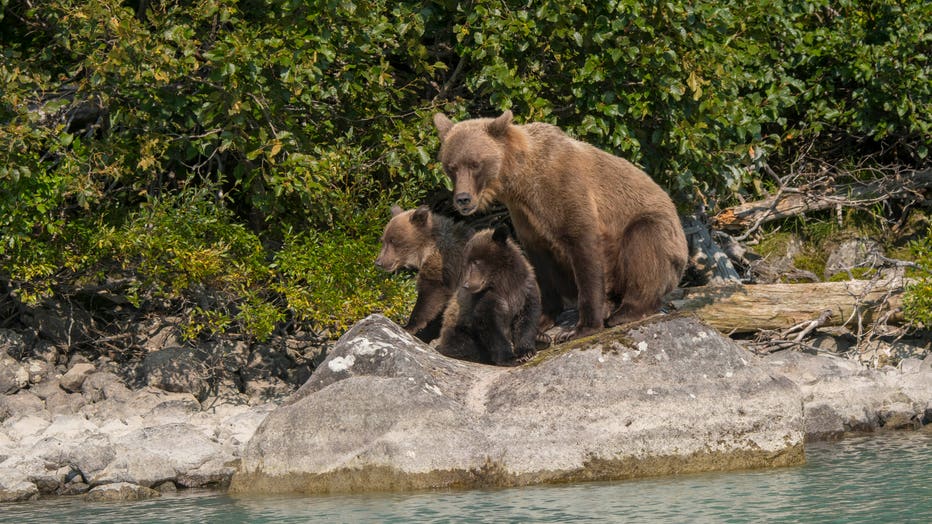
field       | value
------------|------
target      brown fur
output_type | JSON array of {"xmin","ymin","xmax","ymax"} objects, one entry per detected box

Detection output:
[
  {"xmin": 433, "ymin": 111, "xmax": 688, "ymax": 341},
  {"xmin": 438, "ymin": 226, "xmax": 542, "ymax": 365},
  {"xmin": 375, "ymin": 205, "xmax": 474, "ymax": 342}
]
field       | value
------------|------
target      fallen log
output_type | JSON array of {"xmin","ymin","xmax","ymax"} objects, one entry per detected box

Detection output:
[
  {"xmin": 711, "ymin": 169, "xmax": 932, "ymax": 233},
  {"xmin": 668, "ymin": 276, "xmax": 908, "ymax": 333}
]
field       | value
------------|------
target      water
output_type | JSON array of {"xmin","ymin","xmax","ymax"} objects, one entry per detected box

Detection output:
[{"xmin": 4, "ymin": 430, "xmax": 930, "ymax": 523}]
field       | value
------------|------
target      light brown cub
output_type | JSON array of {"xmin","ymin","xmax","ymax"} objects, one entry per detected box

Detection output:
[{"xmin": 375, "ymin": 205, "xmax": 474, "ymax": 342}]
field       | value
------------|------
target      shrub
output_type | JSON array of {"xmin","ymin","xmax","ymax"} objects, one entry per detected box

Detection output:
[
  {"xmin": 1, "ymin": 0, "xmax": 929, "ymax": 340},
  {"xmin": 903, "ymin": 227, "xmax": 932, "ymax": 327}
]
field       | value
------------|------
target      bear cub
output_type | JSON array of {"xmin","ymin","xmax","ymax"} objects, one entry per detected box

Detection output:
[
  {"xmin": 375, "ymin": 205, "xmax": 475, "ymax": 342},
  {"xmin": 438, "ymin": 225, "xmax": 541, "ymax": 366}
]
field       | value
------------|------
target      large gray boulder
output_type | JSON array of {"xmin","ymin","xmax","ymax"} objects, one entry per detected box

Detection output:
[{"xmin": 231, "ymin": 314, "xmax": 805, "ymax": 494}]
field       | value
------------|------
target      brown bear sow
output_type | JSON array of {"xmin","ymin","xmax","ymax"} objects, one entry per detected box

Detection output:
[
  {"xmin": 433, "ymin": 110, "xmax": 688, "ymax": 341},
  {"xmin": 438, "ymin": 226, "xmax": 541, "ymax": 365},
  {"xmin": 375, "ymin": 205, "xmax": 475, "ymax": 342}
]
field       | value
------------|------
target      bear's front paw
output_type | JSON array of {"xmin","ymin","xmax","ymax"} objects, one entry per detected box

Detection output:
[{"xmin": 555, "ymin": 324, "xmax": 600, "ymax": 343}]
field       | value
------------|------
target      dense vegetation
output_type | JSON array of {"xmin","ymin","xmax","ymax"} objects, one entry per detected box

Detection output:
[{"xmin": 1, "ymin": 0, "xmax": 930, "ymax": 342}]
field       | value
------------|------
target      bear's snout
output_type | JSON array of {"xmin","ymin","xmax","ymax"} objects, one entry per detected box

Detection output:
[{"xmin": 454, "ymin": 192, "xmax": 477, "ymax": 214}]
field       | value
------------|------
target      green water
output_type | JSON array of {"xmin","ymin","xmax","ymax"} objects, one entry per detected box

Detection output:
[{"xmin": 4, "ymin": 430, "xmax": 930, "ymax": 523}]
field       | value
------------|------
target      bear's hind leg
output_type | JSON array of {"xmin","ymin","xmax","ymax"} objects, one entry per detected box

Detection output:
[{"xmin": 605, "ymin": 218, "xmax": 678, "ymax": 327}]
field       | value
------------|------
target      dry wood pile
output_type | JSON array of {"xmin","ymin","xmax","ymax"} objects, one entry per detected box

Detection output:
[{"xmin": 675, "ymin": 166, "xmax": 932, "ymax": 362}]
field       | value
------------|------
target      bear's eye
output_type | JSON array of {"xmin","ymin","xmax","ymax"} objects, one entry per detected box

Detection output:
[{"xmin": 467, "ymin": 160, "xmax": 480, "ymax": 170}]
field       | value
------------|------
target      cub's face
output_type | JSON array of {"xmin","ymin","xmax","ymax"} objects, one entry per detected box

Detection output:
[
  {"xmin": 460, "ymin": 227, "xmax": 509, "ymax": 293},
  {"xmin": 434, "ymin": 111, "xmax": 513, "ymax": 216},
  {"xmin": 461, "ymin": 251, "xmax": 492, "ymax": 293},
  {"xmin": 375, "ymin": 206, "xmax": 432, "ymax": 272}
]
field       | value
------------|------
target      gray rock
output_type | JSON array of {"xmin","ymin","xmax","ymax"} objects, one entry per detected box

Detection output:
[
  {"xmin": 58, "ymin": 481, "xmax": 90, "ymax": 496},
  {"xmin": 91, "ymin": 423, "xmax": 231, "ymax": 487},
  {"xmin": 30, "ymin": 379, "xmax": 63, "ymax": 401},
  {"xmin": 31, "ymin": 341, "xmax": 62, "ymax": 366},
  {"xmin": 45, "ymin": 389, "xmax": 87, "ymax": 416},
  {"xmin": 84, "ymin": 481, "xmax": 160, "ymax": 502},
  {"xmin": 0, "ymin": 470, "xmax": 38, "ymax": 502},
  {"xmin": 763, "ymin": 351, "xmax": 932, "ymax": 440},
  {"xmin": 231, "ymin": 314, "xmax": 805, "ymax": 495},
  {"xmin": 69, "ymin": 433, "xmax": 116, "ymax": 482},
  {"xmin": 60, "ymin": 362, "xmax": 96, "ymax": 393},
  {"xmin": 143, "ymin": 346, "xmax": 210, "ymax": 401},
  {"xmin": 81, "ymin": 371, "xmax": 132, "ymax": 404},
  {"xmin": 824, "ymin": 238, "xmax": 884, "ymax": 279},
  {"xmin": 23, "ymin": 359, "xmax": 55, "ymax": 385},
  {"xmin": 244, "ymin": 377, "xmax": 294, "ymax": 402},
  {"xmin": 0, "ymin": 390, "xmax": 46, "ymax": 423},
  {"xmin": 0, "ymin": 354, "xmax": 29, "ymax": 394},
  {"xmin": 153, "ymin": 480, "xmax": 177, "ymax": 493},
  {"xmin": 2, "ymin": 414, "xmax": 51, "ymax": 447}
]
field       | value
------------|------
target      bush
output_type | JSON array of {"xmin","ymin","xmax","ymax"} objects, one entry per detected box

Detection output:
[
  {"xmin": 1, "ymin": 0, "xmax": 929, "ymax": 340},
  {"xmin": 903, "ymin": 227, "xmax": 932, "ymax": 328}
]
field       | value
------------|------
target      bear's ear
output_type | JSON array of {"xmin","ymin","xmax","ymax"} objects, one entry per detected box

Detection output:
[
  {"xmin": 390, "ymin": 205, "xmax": 403, "ymax": 217},
  {"xmin": 411, "ymin": 205, "xmax": 431, "ymax": 227},
  {"xmin": 492, "ymin": 224, "xmax": 510, "ymax": 244},
  {"xmin": 433, "ymin": 113, "xmax": 454, "ymax": 142},
  {"xmin": 487, "ymin": 110, "xmax": 513, "ymax": 138}
]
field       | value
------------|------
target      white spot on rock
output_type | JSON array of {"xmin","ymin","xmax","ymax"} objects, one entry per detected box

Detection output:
[
  {"xmin": 725, "ymin": 371, "xmax": 734, "ymax": 378},
  {"xmin": 647, "ymin": 388, "xmax": 656, "ymax": 395},
  {"xmin": 354, "ymin": 338, "xmax": 389, "ymax": 356},
  {"xmin": 328, "ymin": 355, "xmax": 356, "ymax": 372},
  {"xmin": 636, "ymin": 341, "xmax": 648, "ymax": 352},
  {"xmin": 425, "ymin": 384, "xmax": 442, "ymax": 396}
]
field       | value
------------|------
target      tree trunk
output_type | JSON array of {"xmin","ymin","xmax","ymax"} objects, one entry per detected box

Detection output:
[{"xmin": 669, "ymin": 277, "xmax": 907, "ymax": 333}]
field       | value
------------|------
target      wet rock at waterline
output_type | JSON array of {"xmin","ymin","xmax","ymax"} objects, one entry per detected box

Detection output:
[
  {"xmin": 83, "ymin": 482, "xmax": 161, "ymax": 502},
  {"xmin": 231, "ymin": 314, "xmax": 806, "ymax": 495},
  {"xmin": 763, "ymin": 352, "xmax": 932, "ymax": 440}
]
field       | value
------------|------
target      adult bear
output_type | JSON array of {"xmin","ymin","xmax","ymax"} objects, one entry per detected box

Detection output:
[{"xmin": 433, "ymin": 110, "xmax": 688, "ymax": 341}]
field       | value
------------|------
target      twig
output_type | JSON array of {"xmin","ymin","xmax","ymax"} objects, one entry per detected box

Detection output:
[{"xmin": 782, "ymin": 309, "xmax": 834, "ymax": 343}]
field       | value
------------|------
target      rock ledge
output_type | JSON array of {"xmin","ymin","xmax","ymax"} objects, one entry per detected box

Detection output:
[{"xmin": 231, "ymin": 314, "xmax": 805, "ymax": 494}]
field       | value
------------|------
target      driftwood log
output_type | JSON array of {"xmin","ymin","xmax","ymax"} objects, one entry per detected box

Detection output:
[
  {"xmin": 711, "ymin": 169, "xmax": 932, "ymax": 233},
  {"xmin": 669, "ymin": 276, "xmax": 908, "ymax": 333}
]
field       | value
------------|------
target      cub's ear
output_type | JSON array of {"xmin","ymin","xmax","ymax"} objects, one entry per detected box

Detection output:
[
  {"xmin": 433, "ymin": 113, "xmax": 454, "ymax": 142},
  {"xmin": 411, "ymin": 205, "xmax": 431, "ymax": 227},
  {"xmin": 492, "ymin": 224, "xmax": 510, "ymax": 244},
  {"xmin": 488, "ymin": 110, "xmax": 513, "ymax": 138},
  {"xmin": 390, "ymin": 205, "xmax": 403, "ymax": 217}
]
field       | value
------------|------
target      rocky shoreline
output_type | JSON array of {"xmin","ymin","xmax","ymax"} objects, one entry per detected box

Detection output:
[{"xmin": 2, "ymin": 314, "xmax": 930, "ymax": 502}]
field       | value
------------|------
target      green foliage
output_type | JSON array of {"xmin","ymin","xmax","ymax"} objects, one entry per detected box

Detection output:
[
  {"xmin": 1, "ymin": 0, "xmax": 930, "ymax": 340},
  {"xmin": 272, "ymin": 211, "xmax": 417, "ymax": 333},
  {"xmin": 443, "ymin": 0, "xmax": 930, "ymax": 197},
  {"xmin": 903, "ymin": 228, "xmax": 932, "ymax": 327}
]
